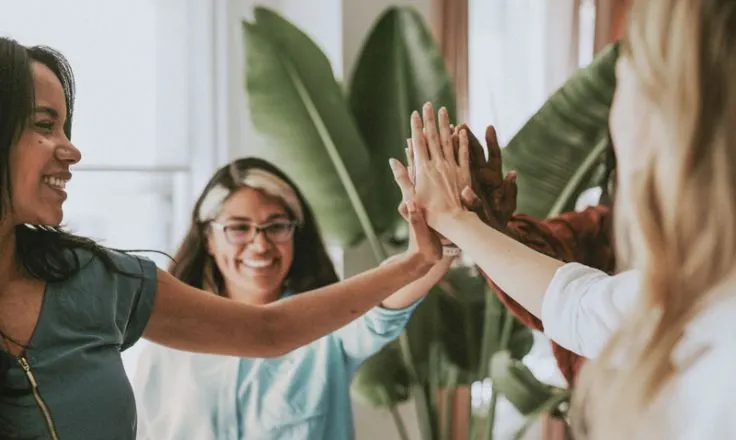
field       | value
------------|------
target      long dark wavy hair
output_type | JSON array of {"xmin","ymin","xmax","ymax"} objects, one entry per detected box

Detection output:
[
  {"xmin": 0, "ymin": 37, "xmax": 134, "ymax": 439},
  {"xmin": 170, "ymin": 157, "xmax": 339, "ymax": 296}
]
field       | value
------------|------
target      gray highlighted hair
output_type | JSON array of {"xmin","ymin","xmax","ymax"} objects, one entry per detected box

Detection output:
[{"xmin": 197, "ymin": 168, "xmax": 304, "ymax": 224}]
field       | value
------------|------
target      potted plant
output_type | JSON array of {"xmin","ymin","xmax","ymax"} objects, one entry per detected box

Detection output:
[{"xmin": 242, "ymin": 6, "xmax": 618, "ymax": 439}]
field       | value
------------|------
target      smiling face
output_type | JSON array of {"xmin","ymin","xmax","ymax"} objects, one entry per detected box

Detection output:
[
  {"xmin": 206, "ymin": 187, "xmax": 296, "ymax": 303},
  {"xmin": 9, "ymin": 62, "xmax": 80, "ymax": 226}
]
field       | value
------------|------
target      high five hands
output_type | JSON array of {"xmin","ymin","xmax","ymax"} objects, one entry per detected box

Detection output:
[
  {"xmin": 390, "ymin": 102, "xmax": 519, "ymax": 242},
  {"xmin": 390, "ymin": 103, "xmax": 474, "ymax": 239}
]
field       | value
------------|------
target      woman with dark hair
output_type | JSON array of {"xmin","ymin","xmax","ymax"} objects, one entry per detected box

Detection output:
[
  {"xmin": 134, "ymin": 158, "xmax": 454, "ymax": 439},
  {"xmin": 0, "ymin": 37, "xmax": 443, "ymax": 440}
]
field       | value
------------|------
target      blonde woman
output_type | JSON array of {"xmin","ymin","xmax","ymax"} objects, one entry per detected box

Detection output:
[{"xmin": 394, "ymin": 0, "xmax": 736, "ymax": 435}]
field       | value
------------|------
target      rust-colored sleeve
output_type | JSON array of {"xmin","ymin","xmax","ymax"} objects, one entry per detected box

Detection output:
[{"xmin": 481, "ymin": 205, "xmax": 615, "ymax": 384}]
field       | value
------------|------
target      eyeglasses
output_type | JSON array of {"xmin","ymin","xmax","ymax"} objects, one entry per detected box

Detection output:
[{"xmin": 210, "ymin": 220, "xmax": 297, "ymax": 245}]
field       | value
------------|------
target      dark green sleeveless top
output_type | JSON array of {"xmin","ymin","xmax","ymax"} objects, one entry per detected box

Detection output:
[{"xmin": 0, "ymin": 248, "xmax": 158, "ymax": 439}]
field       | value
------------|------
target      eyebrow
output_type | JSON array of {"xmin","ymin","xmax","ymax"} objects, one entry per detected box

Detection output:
[
  {"xmin": 33, "ymin": 106, "xmax": 59, "ymax": 119},
  {"xmin": 224, "ymin": 213, "xmax": 290, "ymax": 223}
]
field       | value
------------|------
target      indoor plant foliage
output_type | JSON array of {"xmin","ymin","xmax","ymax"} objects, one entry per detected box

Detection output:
[
  {"xmin": 242, "ymin": 7, "xmax": 533, "ymax": 439},
  {"xmin": 243, "ymin": 5, "xmax": 618, "ymax": 440}
]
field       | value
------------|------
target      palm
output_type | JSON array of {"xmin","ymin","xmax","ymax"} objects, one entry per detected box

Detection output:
[{"xmin": 456, "ymin": 123, "xmax": 517, "ymax": 230}]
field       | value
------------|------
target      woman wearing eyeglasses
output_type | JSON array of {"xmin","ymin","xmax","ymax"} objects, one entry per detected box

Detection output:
[{"xmin": 133, "ymin": 157, "xmax": 455, "ymax": 440}]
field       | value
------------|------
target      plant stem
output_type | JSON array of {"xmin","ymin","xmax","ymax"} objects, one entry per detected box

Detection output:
[
  {"xmin": 483, "ymin": 312, "xmax": 516, "ymax": 440},
  {"xmin": 441, "ymin": 369, "xmax": 459, "ymax": 440},
  {"xmin": 547, "ymin": 137, "xmax": 608, "ymax": 217},
  {"xmin": 414, "ymin": 383, "xmax": 437, "ymax": 440},
  {"xmin": 378, "ymin": 386, "xmax": 410, "ymax": 440},
  {"xmin": 389, "ymin": 405, "xmax": 411, "ymax": 440},
  {"xmin": 485, "ymin": 391, "xmax": 498, "ymax": 440}
]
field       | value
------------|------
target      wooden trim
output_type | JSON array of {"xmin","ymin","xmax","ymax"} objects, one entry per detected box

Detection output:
[
  {"xmin": 432, "ymin": 0, "xmax": 469, "ymax": 123},
  {"xmin": 594, "ymin": 0, "xmax": 631, "ymax": 52}
]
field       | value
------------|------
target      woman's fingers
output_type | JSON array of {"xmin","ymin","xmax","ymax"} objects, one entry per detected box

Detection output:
[
  {"xmin": 461, "ymin": 186, "xmax": 482, "ymax": 211},
  {"xmin": 406, "ymin": 139, "xmax": 416, "ymax": 185},
  {"xmin": 397, "ymin": 201, "xmax": 409, "ymax": 221},
  {"xmin": 406, "ymin": 201, "xmax": 441, "ymax": 263},
  {"xmin": 485, "ymin": 125, "xmax": 503, "ymax": 174},
  {"xmin": 458, "ymin": 129, "xmax": 471, "ymax": 185},
  {"xmin": 422, "ymin": 102, "xmax": 443, "ymax": 160},
  {"xmin": 411, "ymin": 111, "xmax": 430, "ymax": 164},
  {"xmin": 438, "ymin": 107, "xmax": 454, "ymax": 163},
  {"xmin": 389, "ymin": 158, "xmax": 413, "ymax": 203}
]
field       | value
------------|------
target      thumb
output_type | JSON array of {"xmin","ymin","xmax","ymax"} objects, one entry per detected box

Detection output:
[
  {"xmin": 504, "ymin": 171, "xmax": 518, "ymax": 208},
  {"xmin": 406, "ymin": 200, "xmax": 429, "ymax": 231},
  {"xmin": 397, "ymin": 201, "xmax": 409, "ymax": 221},
  {"xmin": 390, "ymin": 158, "xmax": 413, "ymax": 202},
  {"xmin": 461, "ymin": 186, "xmax": 482, "ymax": 211}
]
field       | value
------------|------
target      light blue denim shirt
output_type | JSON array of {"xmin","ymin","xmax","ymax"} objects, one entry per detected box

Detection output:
[{"xmin": 134, "ymin": 292, "xmax": 419, "ymax": 440}]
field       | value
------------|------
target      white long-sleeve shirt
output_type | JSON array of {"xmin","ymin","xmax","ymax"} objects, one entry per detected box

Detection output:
[
  {"xmin": 541, "ymin": 263, "xmax": 640, "ymax": 358},
  {"xmin": 539, "ymin": 263, "xmax": 736, "ymax": 438}
]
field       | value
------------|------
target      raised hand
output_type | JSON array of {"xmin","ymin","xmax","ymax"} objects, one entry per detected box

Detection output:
[
  {"xmin": 454, "ymin": 124, "xmax": 517, "ymax": 231},
  {"xmin": 389, "ymin": 157, "xmax": 442, "ymax": 264},
  {"xmin": 407, "ymin": 102, "xmax": 470, "ymax": 229},
  {"xmin": 405, "ymin": 138, "xmax": 454, "ymax": 246}
]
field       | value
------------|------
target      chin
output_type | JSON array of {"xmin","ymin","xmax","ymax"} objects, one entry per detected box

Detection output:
[
  {"xmin": 13, "ymin": 211, "xmax": 63, "ymax": 227},
  {"xmin": 251, "ymin": 282, "xmax": 283, "ymax": 297},
  {"xmin": 37, "ymin": 211, "xmax": 64, "ymax": 227}
]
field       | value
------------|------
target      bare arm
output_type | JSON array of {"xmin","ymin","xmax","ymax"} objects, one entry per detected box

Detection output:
[
  {"xmin": 406, "ymin": 103, "xmax": 563, "ymax": 319},
  {"xmin": 381, "ymin": 255, "xmax": 454, "ymax": 309},
  {"xmin": 143, "ymin": 252, "xmax": 432, "ymax": 358}
]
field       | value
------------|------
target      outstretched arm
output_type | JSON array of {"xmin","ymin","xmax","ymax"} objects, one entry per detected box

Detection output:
[
  {"xmin": 455, "ymin": 119, "xmax": 616, "ymax": 321},
  {"xmin": 452, "ymin": 120, "xmax": 617, "ymax": 382},
  {"xmin": 337, "ymin": 161, "xmax": 457, "ymax": 367},
  {"xmin": 143, "ymin": 206, "xmax": 441, "ymax": 358},
  {"xmin": 436, "ymin": 211, "xmax": 563, "ymax": 318}
]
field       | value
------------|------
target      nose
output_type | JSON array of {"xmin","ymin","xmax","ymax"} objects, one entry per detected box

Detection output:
[
  {"xmin": 247, "ymin": 229, "xmax": 271, "ymax": 253},
  {"xmin": 55, "ymin": 138, "xmax": 82, "ymax": 165}
]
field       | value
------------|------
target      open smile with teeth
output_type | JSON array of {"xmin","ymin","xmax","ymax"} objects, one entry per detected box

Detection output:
[
  {"xmin": 43, "ymin": 176, "xmax": 68, "ymax": 190},
  {"xmin": 241, "ymin": 259, "xmax": 275, "ymax": 269}
]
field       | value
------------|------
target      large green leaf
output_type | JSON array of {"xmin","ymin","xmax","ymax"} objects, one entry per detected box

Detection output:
[
  {"xmin": 503, "ymin": 43, "xmax": 619, "ymax": 219},
  {"xmin": 351, "ymin": 342, "xmax": 411, "ymax": 406},
  {"xmin": 348, "ymin": 6, "xmax": 456, "ymax": 234},
  {"xmin": 242, "ymin": 7, "xmax": 392, "ymax": 248}
]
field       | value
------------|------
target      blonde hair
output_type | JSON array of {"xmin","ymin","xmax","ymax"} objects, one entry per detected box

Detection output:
[
  {"xmin": 197, "ymin": 168, "xmax": 305, "ymax": 225},
  {"xmin": 572, "ymin": 1, "xmax": 736, "ymax": 438}
]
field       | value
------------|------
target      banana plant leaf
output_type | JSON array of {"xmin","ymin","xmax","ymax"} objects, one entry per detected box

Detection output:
[
  {"xmin": 503, "ymin": 43, "xmax": 619, "ymax": 219},
  {"xmin": 490, "ymin": 350, "xmax": 570, "ymax": 419},
  {"xmin": 351, "ymin": 342, "xmax": 411, "ymax": 406},
  {"xmin": 348, "ymin": 6, "xmax": 457, "ymax": 236},
  {"xmin": 242, "ymin": 7, "xmax": 392, "ymax": 249}
]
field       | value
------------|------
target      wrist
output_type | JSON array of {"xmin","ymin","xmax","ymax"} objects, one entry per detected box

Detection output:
[
  {"xmin": 442, "ymin": 244, "xmax": 461, "ymax": 257},
  {"xmin": 399, "ymin": 250, "xmax": 435, "ymax": 278},
  {"xmin": 433, "ymin": 210, "xmax": 477, "ymax": 239}
]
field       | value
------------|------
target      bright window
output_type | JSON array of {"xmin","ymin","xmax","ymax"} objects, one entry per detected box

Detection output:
[
  {"xmin": 1, "ymin": 0, "xmax": 226, "ymax": 378},
  {"xmin": 468, "ymin": 0, "xmax": 598, "ymax": 146}
]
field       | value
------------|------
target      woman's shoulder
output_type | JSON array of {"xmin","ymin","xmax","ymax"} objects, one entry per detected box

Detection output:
[
  {"xmin": 670, "ymin": 329, "xmax": 736, "ymax": 438},
  {"xmin": 52, "ymin": 247, "xmax": 158, "ymax": 299},
  {"xmin": 65, "ymin": 247, "xmax": 155, "ymax": 279},
  {"xmin": 673, "ymin": 294, "xmax": 736, "ymax": 398}
]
